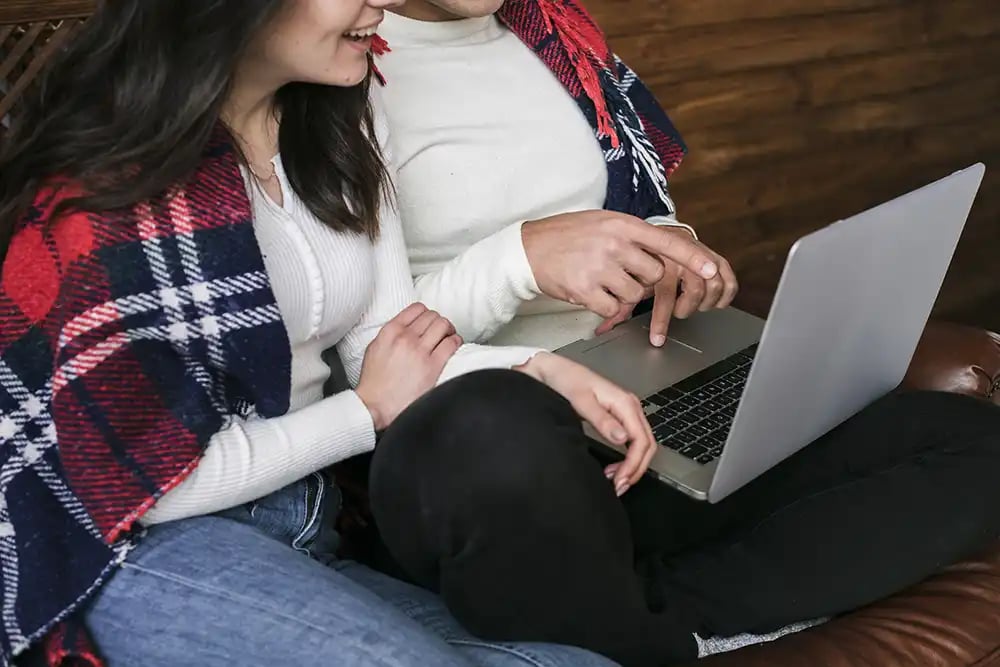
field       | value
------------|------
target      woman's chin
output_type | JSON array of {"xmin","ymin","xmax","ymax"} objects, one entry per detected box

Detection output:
[{"xmin": 326, "ymin": 57, "xmax": 370, "ymax": 88}]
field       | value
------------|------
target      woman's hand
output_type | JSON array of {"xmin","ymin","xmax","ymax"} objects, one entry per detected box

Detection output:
[
  {"xmin": 516, "ymin": 352, "xmax": 655, "ymax": 496},
  {"xmin": 356, "ymin": 303, "xmax": 462, "ymax": 431}
]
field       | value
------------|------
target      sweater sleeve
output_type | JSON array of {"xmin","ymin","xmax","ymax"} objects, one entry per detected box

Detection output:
[
  {"xmin": 141, "ymin": 389, "xmax": 376, "ymax": 525},
  {"xmin": 412, "ymin": 220, "xmax": 540, "ymax": 344},
  {"xmin": 334, "ymin": 187, "xmax": 541, "ymax": 389}
]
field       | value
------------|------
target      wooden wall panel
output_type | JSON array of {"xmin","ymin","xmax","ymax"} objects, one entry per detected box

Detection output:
[{"xmin": 588, "ymin": 0, "xmax": 1000, "ymax": 329}]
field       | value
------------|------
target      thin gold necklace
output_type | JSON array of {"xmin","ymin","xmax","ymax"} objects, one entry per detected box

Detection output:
[{"xmin": 246, "ymin": 159, "xmax": 277, "ymax": 182}]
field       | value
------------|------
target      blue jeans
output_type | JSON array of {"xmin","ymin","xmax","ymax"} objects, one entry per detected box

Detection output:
[{"xmin": 83, "ymin": 473, "xmax": 617, "ymax": 667}]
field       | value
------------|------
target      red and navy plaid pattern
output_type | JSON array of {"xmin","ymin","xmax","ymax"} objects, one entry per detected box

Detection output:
[
  {"xmin": 0, "ymin": 129, "xmax": 291, "ymax": 666},
  {"xmin": 496, "ymin": 0, "xmax": 687, "ymax": 219}
]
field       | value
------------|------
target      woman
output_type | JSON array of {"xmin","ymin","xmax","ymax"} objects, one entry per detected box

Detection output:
[{"xmin": 0, "ymin": 1, "xmax": 676, "ymax": 665}]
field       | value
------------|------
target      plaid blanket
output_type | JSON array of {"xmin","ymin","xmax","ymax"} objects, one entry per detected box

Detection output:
[
  {"xmin": 497, "ymin": 0, "xmax": 686, "ymax": 219},
  {"xmin": 1, "ymin": 130, "xmax": 291, "ymax": 666}
]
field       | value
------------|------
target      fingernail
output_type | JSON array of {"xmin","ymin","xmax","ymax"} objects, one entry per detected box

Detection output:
[
  {"xmin": 650, "ymin": 334, "xmax": 666, "ymax": 347},
  {"xmin": 700, "ymin": 261, "xmax": 718, "ymax": 278},
  {"xmin": 612, "ymin": 428, "xmax": 627, "ymax": 442},
  {"xmin": 615, "ymin": 480, "xmax": 630, "ymax": 496},
  {"xmin": 604, "ymin": 467, "xmax": 616, "ymax": 479}
]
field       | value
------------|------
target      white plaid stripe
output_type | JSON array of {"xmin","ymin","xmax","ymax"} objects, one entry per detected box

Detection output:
[
  {"xmin": 167, "ymin": 189, "xmax": 227, "ymax": 372},
  {"xmin": 53, "ymin": 304, "xmax": 282, "ymax": 395},
  {"xmin": 618, "ymin": 64, "xmax": 638, "ymax": 90},
  {"xmin": 124, "ymin": 304, "xmax": 283, "ymax": 345},
  {"xmin": 0, "ymin": 359, "xmax": 99, "ymax": 535},
  {"xmin": 587, "ymin": 55, "xmax": 676, "ymax": 216},
  {"xmin": 59, "ymin": 272, "xmax": 270, "ymax": 351},
  {"xmin": 136, "ymin": 201, "xmax": 224, "ymax": 411},
  {"xmin": 603, "ymin": 145, "xmax": 627, "ymax": 161}
]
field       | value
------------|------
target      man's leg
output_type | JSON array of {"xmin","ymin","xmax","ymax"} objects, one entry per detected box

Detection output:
[
  {"xmin": 636, "ymin": 390, "xmax": 1000, "ymax": 637},
  {"xmin": 371, "ymin": 370, "xmax": 701, "ymax": 667}
]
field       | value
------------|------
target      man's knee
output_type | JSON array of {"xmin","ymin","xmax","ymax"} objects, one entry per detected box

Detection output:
[
  {"xmin": 370, "ymin": 369, "xmax": 606, "ymax": 566},
  {"xmin": 873, "ymin": 390, "xmax": 1000, "ymax": 433},
  {"xmin": 410, "ymin": 368, "xmax": 576, "ymax": 432},
  {"xmin": 373, "ymin": 369, "xmax": 581, "ymax": 488}
]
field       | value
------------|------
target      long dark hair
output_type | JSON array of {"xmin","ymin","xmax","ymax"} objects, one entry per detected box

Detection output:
[{"xmin": 0, "ymin": 0, "xmax": 388, "ymax": 259}]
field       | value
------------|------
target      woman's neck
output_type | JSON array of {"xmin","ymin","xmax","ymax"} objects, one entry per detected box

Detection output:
[
  {"xmin": 223, "ymin": 77, "xmax": 280, "ymax": 149},
  {"xmin": 223, "ymin": 71, "xmax": 284, "ymax": 204}
]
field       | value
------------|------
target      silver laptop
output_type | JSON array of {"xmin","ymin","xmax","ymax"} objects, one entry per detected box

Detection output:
[{"xmin": 557, "ymin": 164, "xmax": 985, "ymax": 503}]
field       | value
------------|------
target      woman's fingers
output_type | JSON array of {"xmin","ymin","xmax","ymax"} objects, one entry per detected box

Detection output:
[
  {"xmin": 408, "ymin": 308, "xmax": 444, "ymax": 337},
  {"xmin": 574, "ymin": 392, "xmax": 630, "ymax": 463},
  {"xmin": 603, "ymin": 391, "xmax": 655, "ymax": 493},
  {"xmin": 420, "ymin": 314, "xmax": 456, "ymax": 353},
  {"xmin": 430, "ymin": 333, "xmax": 463, "ymax": 366}
]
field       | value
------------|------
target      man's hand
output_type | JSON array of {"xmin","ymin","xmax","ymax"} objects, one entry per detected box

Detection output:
[
  {"xmin": 597, "ymin": 246, "xmax": 738, "ymax": 344},
  {"xmin": 521, "ymin": 211, "xmax": 736, "ymax": 345}
]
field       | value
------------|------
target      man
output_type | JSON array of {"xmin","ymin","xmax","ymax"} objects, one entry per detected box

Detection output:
[{"xmin": 373, "ymin": 0, "xmax": 738, "ymax": 350}]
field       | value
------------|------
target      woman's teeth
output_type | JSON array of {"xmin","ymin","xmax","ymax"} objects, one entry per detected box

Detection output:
[{"xmin": 344, "ymin": 27, "xmax": 377, "ymax": 41}]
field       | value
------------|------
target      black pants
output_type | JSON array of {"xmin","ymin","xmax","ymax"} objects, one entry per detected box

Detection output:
[{"xmin": 370, "ymin": 370, "xmax": 1000, "ymax": 666}]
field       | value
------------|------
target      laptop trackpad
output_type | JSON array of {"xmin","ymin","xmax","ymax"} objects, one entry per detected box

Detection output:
[{"xmin": 570, "ymin": 326, "xmax": 708, "ymax": 399}]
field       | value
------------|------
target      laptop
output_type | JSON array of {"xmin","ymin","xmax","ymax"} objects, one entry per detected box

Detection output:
[{"xmin": 557, "ymin": 164, "xmax": 986, "ymax": 503}]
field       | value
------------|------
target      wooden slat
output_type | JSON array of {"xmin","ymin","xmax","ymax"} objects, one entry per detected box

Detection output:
[
  {"xmin": 803, "ymin": 36, "xmax": 1000, "ymax": 107},
  {"xmin": 0, "ymin": 1, "xmax": 93, "ymax": 25},
  {"xmin": 614, "ymin": 4, "xmax": 928, "ymax": 87},
  {"xmin": 612, "ymin": 0, "xmax": 1000, "ymax": 87},
  {"xmin": 676, "ymin": 116, "xmax": 1000, "ymax": 243},
  {"xmin": 675, "ymin": 74, "xmax": 1000, "ymax": 180},
  {"xmin": 0, "ymin": 20, "xmax": 80, "ymax": 120},
  {"xmin": 695, "ymin": 164, "xmax": 1000, "ymax": 324},
  {"xmin": 661, "ymin": 35, "xmax": 1000, "ymax": 133},
  {"xmin": 0, "ymin": 22, "xmax": 46, "ymax": 82},
  {"xmin": 588, "ymin": 0, "xmax": 902, "ymax": 38}
]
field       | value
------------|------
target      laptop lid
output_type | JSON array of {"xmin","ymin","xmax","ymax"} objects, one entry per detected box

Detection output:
[{"xmin": 707, "ymin": 164, "xmax": 986, "ymax": 503}]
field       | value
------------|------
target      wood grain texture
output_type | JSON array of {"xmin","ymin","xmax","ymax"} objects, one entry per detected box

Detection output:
[
  {"xmin": 589, "ymin": 0, "xmax": 1000, "ymax": 330},
  {"xmin": 0, "ymin": 0, "xmax": 93, "ymax": 24}
]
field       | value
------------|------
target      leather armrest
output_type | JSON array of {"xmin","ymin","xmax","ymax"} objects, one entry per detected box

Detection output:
[{"xmin": 902, "ymin": 321, "xmax": 1000, "ymax": 404}]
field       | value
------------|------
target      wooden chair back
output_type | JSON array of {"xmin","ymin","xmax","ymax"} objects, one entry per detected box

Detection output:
[{"xmin": 0, "ymin": 1, "xmax": 93, "ymax": 133}]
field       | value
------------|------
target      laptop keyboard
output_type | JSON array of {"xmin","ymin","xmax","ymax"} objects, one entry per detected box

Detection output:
[{"xmin": 641, "ymin": 344, "xmax": 758, "ymax": 465}]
